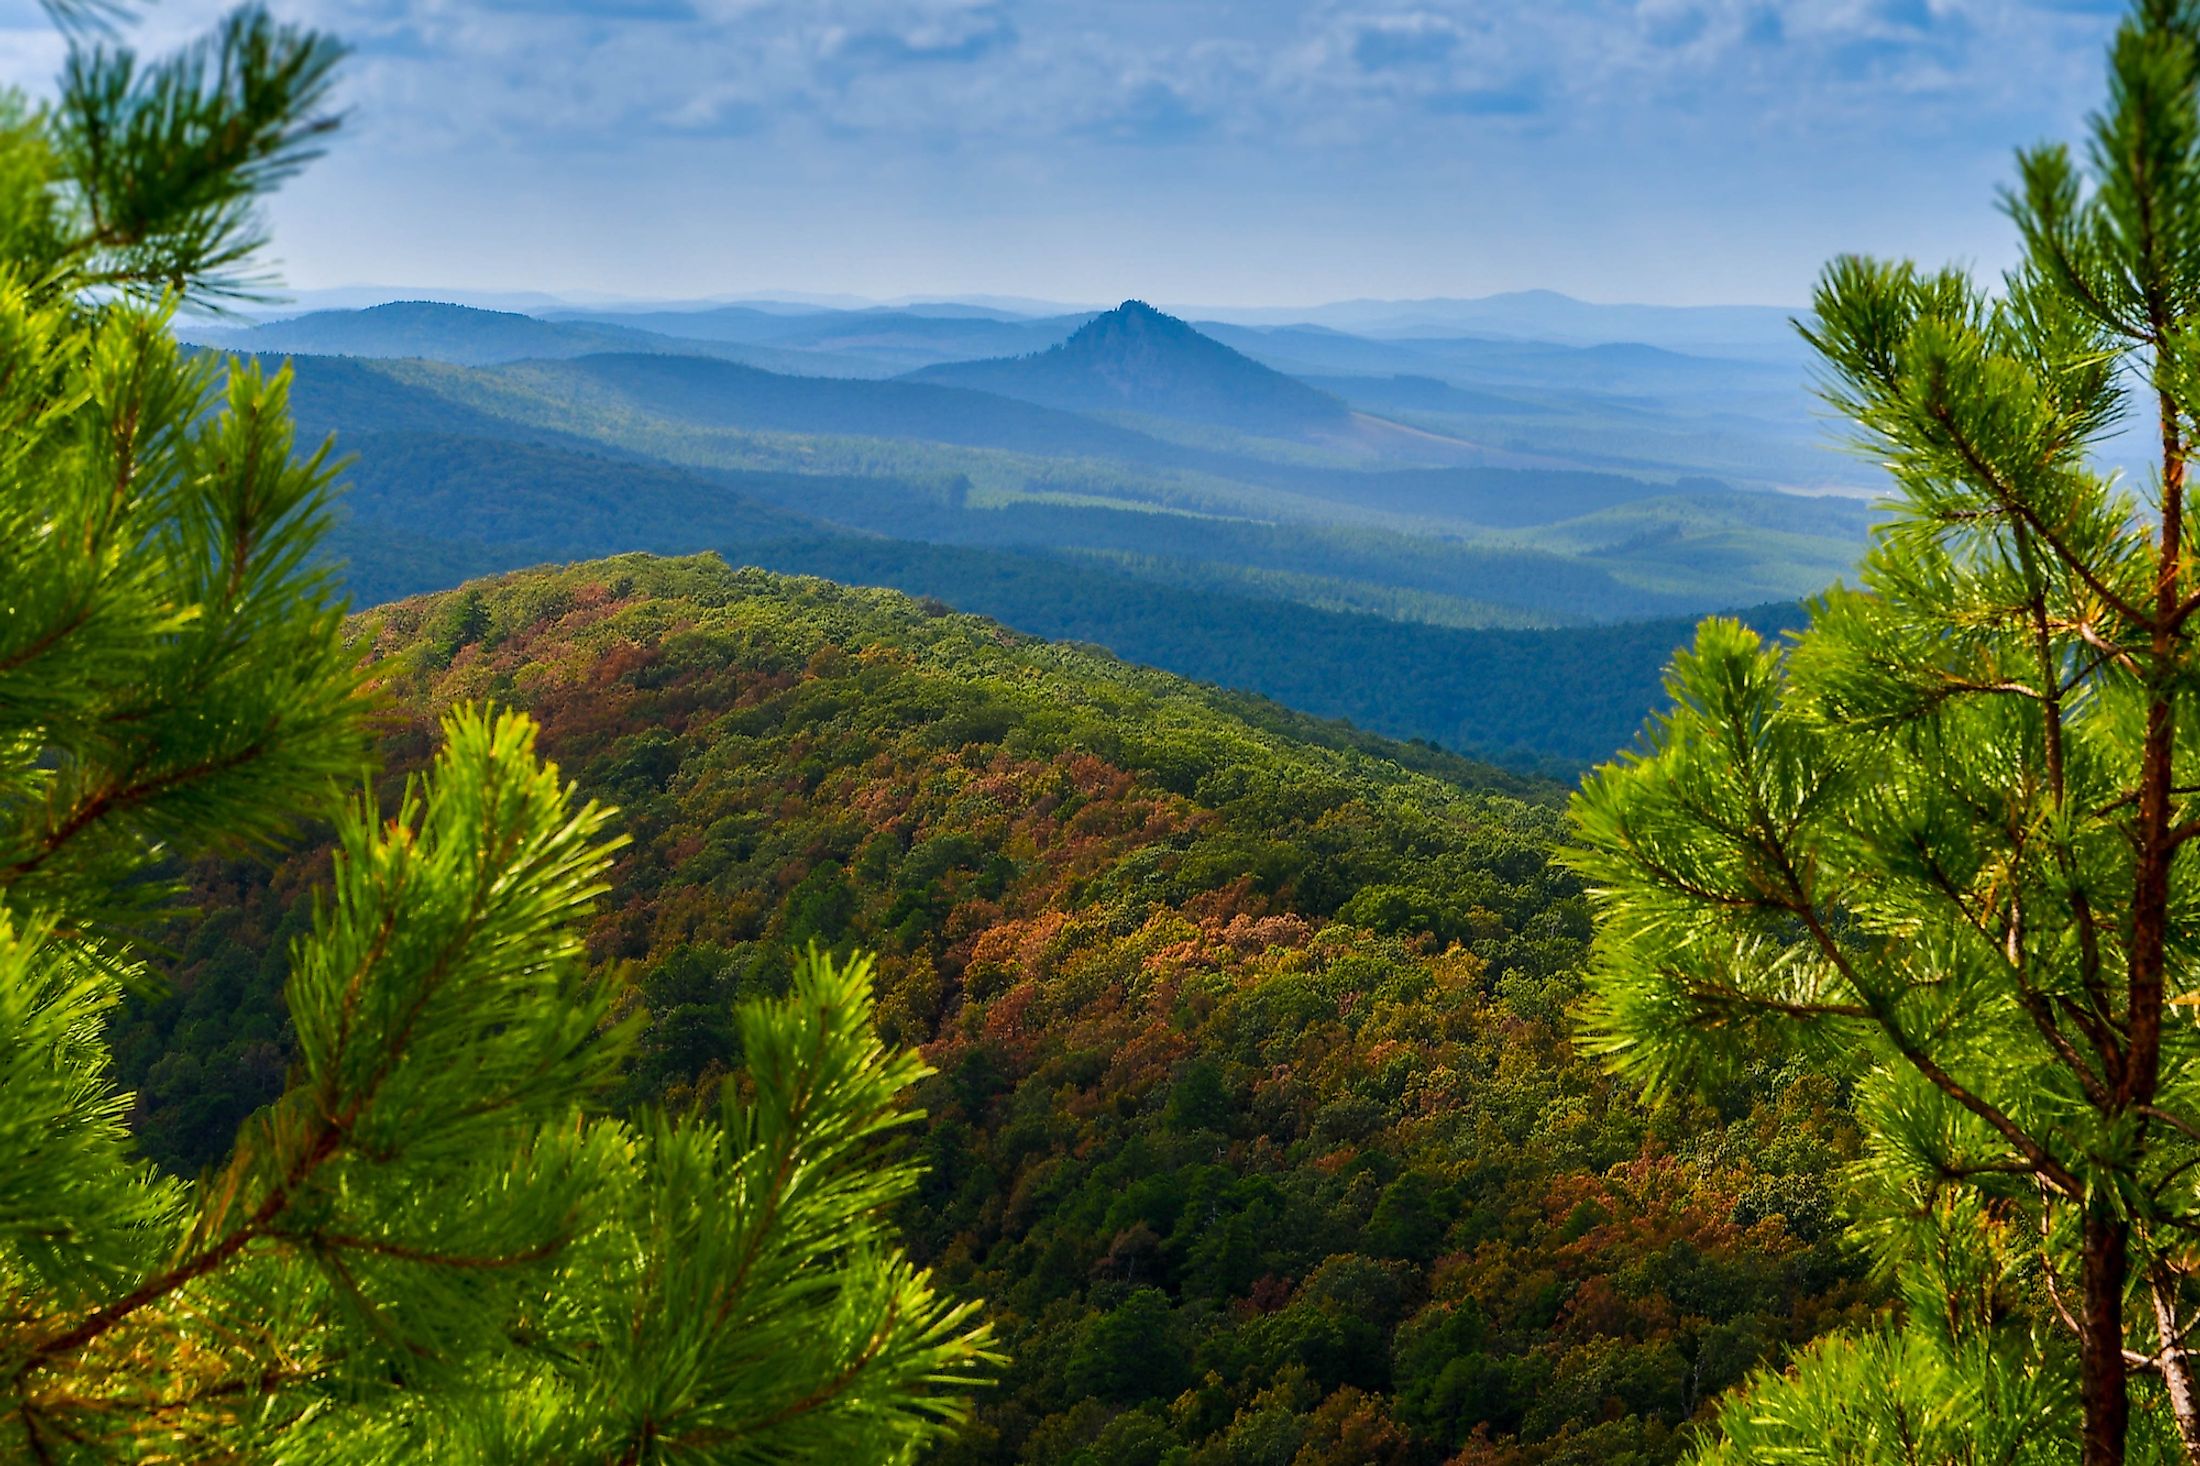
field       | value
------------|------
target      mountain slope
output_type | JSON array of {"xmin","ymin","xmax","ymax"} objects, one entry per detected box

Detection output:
[
  {"xmin": 478, "ymin": 351, "xmax": 1206, "ymax": 463},
  {"xmin": 269, "ymin": 348, "xmax": 1169, "ymax": 470},
  {"xmin": 120, "ymin": 553, "xmax": 1864, "ymax": 1466},
  {"xmin": 910, "ymin": 300, "xmax": 1353, "ymax": 435},
  {"xmin": 322, "ymin": 432, "xmax": 828, "ymax": 605},
  {"xmin": 745, "ymin": 536, "xmax": 1805, "ymax": 768}
]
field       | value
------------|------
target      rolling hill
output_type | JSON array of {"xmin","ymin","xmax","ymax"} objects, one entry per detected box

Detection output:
[
  {"xmin": 321, "ymin": 431, "xmax": 823, "ymax": 604},
  {"xmin": 311, "ymin": 443, "xmax": 1798, "ymax": 766},
  {"xmin": 172, "ymin": 284, "xmax": 1885, "ymax": 772},
  {"xmin": 284, "ymin": 380, "xmax": 1796, "ymax": 767},
  {"xmin": 475, "ymin": 351, "xmax": 1197, "ymax": 461},
  {"xmin": 262, "ymin": 345, "xmax": 1872, "ymax": 612}
]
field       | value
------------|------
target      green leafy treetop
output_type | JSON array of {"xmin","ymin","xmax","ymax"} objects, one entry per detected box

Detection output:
[
  {"xmin": 0, "ymin": 4, "xmax": 994, "ymax": 1460},
  {"xmin": 1565, "ymin": 2, "xmax": 2200, "ymax": 1461}
]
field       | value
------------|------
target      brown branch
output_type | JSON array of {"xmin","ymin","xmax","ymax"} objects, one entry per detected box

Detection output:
[
  {"xmin": 291, "ymin": 1230, "xmax": 564, "ymax": 1270},
  {"xmin": 0, "ymin": 740, "xmax": 271, "ymax": 887},
  {"xmin": 0, "ymin": 600, "xmax": 96, "ymax": 682},
  {"xmin": 2139, "ymin": 1105, "xmax": 2200, "ymax": 1146},
  {"xmin": 1674, "ymin": 985, "xmax": 1873, "ymax": 1021},
  {"xmin": 1765, "ymin": 845, "xmax": 2083, "ymax": 1197},
  {"xmin": 1924, "ymin": 400, "xmax": 2151, "ymax": 627},
  {"xmin": 2152, "ymin": 1261, "xmax": 2200, "ymax": 1461}
]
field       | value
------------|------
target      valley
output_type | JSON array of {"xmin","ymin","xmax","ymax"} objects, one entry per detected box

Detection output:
[{"xmin": 184, "ymin": 292, "xmax": 1873, "ymax": 771}]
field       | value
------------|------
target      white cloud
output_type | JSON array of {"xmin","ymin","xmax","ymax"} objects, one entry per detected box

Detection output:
[
  {"xmin": 0, "ymin": 0, "xmax": 2099, "ymax": 159},
  {"xmin": 0, "ymin": 0, "xmax": 2130, "ymax": 303}
]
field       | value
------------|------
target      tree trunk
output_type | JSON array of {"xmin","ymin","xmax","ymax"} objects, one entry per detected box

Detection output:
[
  {"xmin": 2153, "ymin": 1268, "xmax": 2200, "ymax": 1463},
  {"xmin": 2083, "ymin": 1207, "xmax": 2131, "ymax": 1466}
]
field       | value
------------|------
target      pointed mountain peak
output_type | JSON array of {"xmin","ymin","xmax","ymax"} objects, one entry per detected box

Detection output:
[
  {"xmin": 909, "ymin": 299, "xmax": 1347, "ymax": 435},
  {"xmin": 1064, "ymin": 299, "xmax": 1191, "ymax": 342}
]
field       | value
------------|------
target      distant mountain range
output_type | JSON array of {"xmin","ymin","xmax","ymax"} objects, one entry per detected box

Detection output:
[
  {"xmin": 175, "ymin": 288, "xmax": 1886, "ymax": 767},
  {"xmin": 1194, "ymin": 290, "xmax": 1807, "ymax": 361},
  {"xmin": 215, "ymin": 285, "xmax": 1808, "ymax": 357},
  {"xmin": 177, "ymin": 301, "xmax": 887, "ymax": 377},
  {"xmin": 187, "ymin": 293, "xmax": 1864, "ymax": 485},
  {"xmin": 908, "ymin": 300, "xmax": 1352, "ymax": 435}
]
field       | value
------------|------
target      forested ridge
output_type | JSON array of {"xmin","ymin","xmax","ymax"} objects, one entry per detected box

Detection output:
[{"xmin": 124, "ymin": 554, "xmax": 1869, "ymax": 1464}]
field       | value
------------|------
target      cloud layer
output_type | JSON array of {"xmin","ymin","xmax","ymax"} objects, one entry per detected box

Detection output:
[
  {"xmin": 194, "ymin": 0, "xmax": 2113, "ymax": 152},
  {"xmin": 0, "ymin": 0, "xmax": 2132, "ymax": 303}
]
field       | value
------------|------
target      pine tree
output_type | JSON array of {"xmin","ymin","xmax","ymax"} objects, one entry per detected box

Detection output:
[
  {"xmin": 1564, "ymin": 3, "xmax": 2200, "ymax": 1461},
  {"xmin": 0, "ymin": 5, "xmax": 994, "ymax": 1459}
]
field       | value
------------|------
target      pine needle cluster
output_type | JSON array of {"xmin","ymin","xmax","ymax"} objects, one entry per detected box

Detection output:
[
  {"xmin": 1566, "ymin": 4, "xmax": 2200, "ymax": 1461},
  {"xmin": 0, "ymin": 6, "xmax": 994, "ymax": 1460}
]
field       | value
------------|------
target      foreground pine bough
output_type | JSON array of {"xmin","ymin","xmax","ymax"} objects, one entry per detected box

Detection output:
[
  {"xmin": 1567, "ymin": 2, "xmax": 2200, "ymax": 1461},
  {"xmin": 6, "ymin": 714, "xmax": 992, "ymax": 1458},
  {"xmin": 0, "ymin": 3, "xmax": 993, "ymax": 1459}
]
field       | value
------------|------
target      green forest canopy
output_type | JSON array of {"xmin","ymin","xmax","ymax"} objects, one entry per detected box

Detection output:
[{"xmin": 125, "ymin": 554, "xmax": 1872, "ymax": 1464}]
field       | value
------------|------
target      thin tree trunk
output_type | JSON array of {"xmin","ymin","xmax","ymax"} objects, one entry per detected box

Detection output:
[
  {"xmin": 2154, "ymin": 1267, "xmax": 2200, "ymax": 1463},
  {"xmin": 2083, "ymin": 1206, "xmax": 2131, "ymax": 1466}
]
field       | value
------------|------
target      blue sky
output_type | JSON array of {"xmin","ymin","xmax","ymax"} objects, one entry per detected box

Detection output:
[{"xmin": 0, "ymin": 0, "xmax": 2136, "ymax": 306}]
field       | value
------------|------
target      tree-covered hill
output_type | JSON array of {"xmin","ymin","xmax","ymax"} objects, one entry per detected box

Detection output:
[
  {"xmin": 742, "ymin": 537, "xmax": 1806, "ymax": 771},
  {"xmin": 182, "ymin": 299, "xmax": 663, "ymax": 364},
  {"xmin": 120, "ymin": 554, "xmax": 1870, "ymax": 1465}
]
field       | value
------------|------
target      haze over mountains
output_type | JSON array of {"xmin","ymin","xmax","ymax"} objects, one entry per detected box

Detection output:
[
  {"xmin": 177, "ymin": 289, "xmax": 1874, "ymax": 768},
  {"xmin": 188, "ymin": 291, "xmax": 1858, "ymax": 487},
  {"xmin": 225, "ymin": 286, "xmax": 1807, "ymax": 357},
  {"xmin": 183, "ymin": 300, "xmax": 891, "ymax": 377}
]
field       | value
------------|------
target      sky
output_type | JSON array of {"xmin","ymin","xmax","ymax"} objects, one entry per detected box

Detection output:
[{"xmin": 0, "ymin": 0, "xmax": 2139, "ymax": 308}]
